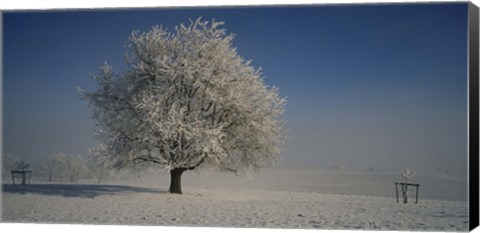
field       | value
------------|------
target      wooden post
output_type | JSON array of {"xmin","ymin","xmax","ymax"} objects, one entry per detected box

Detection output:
[
  {"xmin": 21, "ymin": 172, "xmax": 26, "ymax": 185},
  {"xmin": 10, "ymin": 170, "xmax": 32, "ymax": 186},
  {"xmin": 395, "ymin": 183, "xmax": 399, "ymax": 203},
  {"xmin": 28, "ymin": 171, "xmax": 32, "ymax": 184},
  {"xmin": 11, "ymin": 171, "xmax": 15, "ymax": 185},
  {"xmin": 395, "ymin": 183, "xmax": 420, "ymax": 204},
  {"xmin": 415, "ymin": 185, "xmax": 419, "ymax": 204}
]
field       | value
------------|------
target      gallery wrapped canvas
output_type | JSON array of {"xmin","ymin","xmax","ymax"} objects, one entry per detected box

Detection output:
[{"xmin": 1, "ymin": 1, "xmax": 479, "ymax": 232}]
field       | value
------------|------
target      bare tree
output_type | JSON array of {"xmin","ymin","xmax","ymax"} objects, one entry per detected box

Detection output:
[{"xmin": 80, "ymin": 18, "xmax": 286, "ymax": 194}]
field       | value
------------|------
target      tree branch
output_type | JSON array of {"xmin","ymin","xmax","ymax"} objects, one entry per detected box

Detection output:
[{"xmin": 133, "ymin": 157, "xmax": 168, "ymax": 166}]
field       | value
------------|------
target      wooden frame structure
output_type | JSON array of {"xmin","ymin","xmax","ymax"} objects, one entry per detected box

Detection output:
[
  {"xmin": 11, "ymin": 170, "xmax": 32, "ymax": 185},
  {"xmin": 395, "ymin": 182, "xmax": 419, "ymax": 204}
]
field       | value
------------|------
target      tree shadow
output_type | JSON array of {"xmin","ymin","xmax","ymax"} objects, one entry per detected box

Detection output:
[{"xmin": 2, "ymin": 184, "xmax": 166, "ymax": 198}]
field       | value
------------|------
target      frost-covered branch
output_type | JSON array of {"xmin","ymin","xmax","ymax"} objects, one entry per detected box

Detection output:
[{"xmin": 80, "ymin": 18, "xmax": 287, "ymax": 185}]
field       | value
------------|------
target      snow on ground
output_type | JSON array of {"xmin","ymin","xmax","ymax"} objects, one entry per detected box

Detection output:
[{"xmin": 0, "ymin": 168, "xmax": 469, "ymax": 231}]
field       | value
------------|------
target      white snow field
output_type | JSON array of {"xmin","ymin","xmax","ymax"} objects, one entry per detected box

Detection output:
[{"xmin": 1, "ymin": 168, "xmax": 469, "ymax": 231}]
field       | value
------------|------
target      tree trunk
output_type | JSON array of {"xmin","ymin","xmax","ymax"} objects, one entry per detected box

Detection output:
[
  {"xmin": 21, "ymin": 172, "xmax": 26, "ymax": 185},
  {"xmin": 169, "ymin": 168, "xmax": 186, "ymax": 194},
  {"xmin": 48, "ymin": 174, "xmax": 52, "ymax": 182}
]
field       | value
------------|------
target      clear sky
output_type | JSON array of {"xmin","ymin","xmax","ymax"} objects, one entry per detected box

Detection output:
[{"xmin": 3, "ymin": 3, "xmax": 469, "ymax": 174}]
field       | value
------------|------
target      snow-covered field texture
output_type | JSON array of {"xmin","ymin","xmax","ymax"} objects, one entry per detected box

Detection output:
[{"xmin": 1, "ymin": 168, "xmax": 469, "ymax": 231}]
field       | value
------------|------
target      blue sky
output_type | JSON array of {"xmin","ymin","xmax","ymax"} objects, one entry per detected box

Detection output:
[{"xmin": 3, "ymin": 3, "xmax": 469, "ymax": 173}]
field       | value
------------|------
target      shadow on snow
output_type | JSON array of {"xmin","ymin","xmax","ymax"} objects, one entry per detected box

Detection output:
[{"xmin": 2, "ymin": 183, "xmax": 166, "ymax": 198}]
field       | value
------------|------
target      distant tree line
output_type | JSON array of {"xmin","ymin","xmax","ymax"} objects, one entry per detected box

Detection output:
[{"xmin": 2, "ymin": 153, "xmax": 113, "ymax": 183}]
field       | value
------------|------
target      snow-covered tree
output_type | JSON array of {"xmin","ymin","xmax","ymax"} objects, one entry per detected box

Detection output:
[
  {"xmin": 65, "ymin": 155, "xmax": 89, "ymax": 183},
  {"xmin": 5, "ymin": 157, "xmax": 31, "ymax": 185},
  {"xmin": 80, "ymin": 18, "xmax": 286, "ymax": 194},
  {"xmin": 17, "ymin": 160, "xmax": 30, "ymax": 171},
  {"xmin": 2, "ymin": 155, "xmax": 20, "ymax": 180},
  {"xmin": 37, "ymin": 152, "xmax": 67, "ymax": 182},
  {"xmin": 400, "ymin": 168, "xmax": 415, "ymax": 203},
  {"xmin": 87, "ymin": 157, "xmax": 112, "ymax": 184},
  {"xmin": 401, "ymin": 168, "xmax": 414, "ymax": 183}
]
